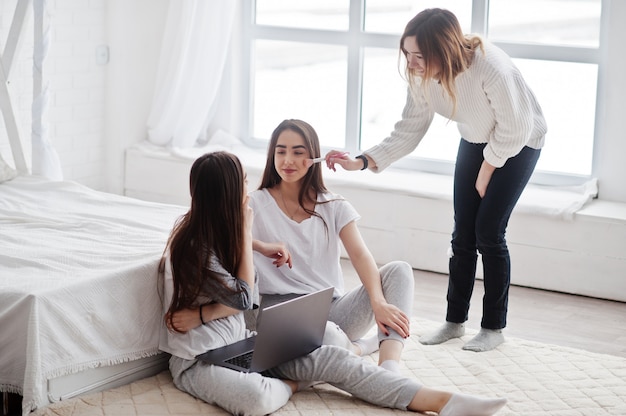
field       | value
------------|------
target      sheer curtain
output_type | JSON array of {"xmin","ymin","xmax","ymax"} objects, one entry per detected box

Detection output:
[
  {"xmin": 32, "ymin": 0, "xmax": 63, "ymax": 180},
  {"xmin": 146, "ymin": 0, "xmax": 237, "ymax": 148},
  {"xmin": 1, "ymin": 0, "xmax": 62, "ymax": 179}
]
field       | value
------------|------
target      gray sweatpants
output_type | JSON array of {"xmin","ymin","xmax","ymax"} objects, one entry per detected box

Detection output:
[
  {"xmin": 261, "ymin": 260, "xmax": 415, "ymax": 347},
  {"xmin": 170, "ymin": 344, "xmax": 421, "ymax": 416}
]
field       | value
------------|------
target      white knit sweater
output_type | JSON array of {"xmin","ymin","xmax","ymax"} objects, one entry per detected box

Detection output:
[{"xmin": 365, "ymin": 41, "xmax": 547, "ymax": 170}]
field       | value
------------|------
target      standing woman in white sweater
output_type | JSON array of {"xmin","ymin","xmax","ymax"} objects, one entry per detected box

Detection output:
[{"xmin": 326, "ymin": 8, "xmax": 546, "ymax": 352}]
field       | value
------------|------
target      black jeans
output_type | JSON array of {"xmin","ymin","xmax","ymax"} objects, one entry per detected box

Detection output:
[{"xmin": 446, "ymin": 139, "xmax": 541, "ymax": 329}]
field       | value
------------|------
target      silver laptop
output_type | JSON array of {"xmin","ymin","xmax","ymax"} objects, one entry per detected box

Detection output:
[{"xmin": 196, "ymin": 287, "xmax": 333, "ymax": 373}]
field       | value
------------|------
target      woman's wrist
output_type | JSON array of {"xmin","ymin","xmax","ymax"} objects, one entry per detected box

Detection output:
[
  {"xmin": 355, "ymin": 155, "xmax": 368, "ymax": 170},
  {"xmin": 198, "ymin": 305, "xmax": 207, "ymax": 325}
]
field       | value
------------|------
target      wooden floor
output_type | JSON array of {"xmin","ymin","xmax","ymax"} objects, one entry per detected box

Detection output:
[{"xmin": 341, "ymin": 259, "xmax": 626, "ymax": 358}]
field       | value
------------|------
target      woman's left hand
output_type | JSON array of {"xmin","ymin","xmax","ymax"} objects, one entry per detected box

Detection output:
[
  {"xmin": 166, "ymin": 307, "xmax": 201, "ymax": 333},
  {"xmin": 372, "ymin": 302, "xmax": 410, "ymax": 338},
  {"xmin": 255, "ymin": 240, "xmax": 293, "ymax": 268},
  {"xmin": 475, "ymin": 160, "xmax": 496, "ymax": 198},
  {"xmin": 324, "ymin": 150, "xmax": 353, "ymax": 172}
]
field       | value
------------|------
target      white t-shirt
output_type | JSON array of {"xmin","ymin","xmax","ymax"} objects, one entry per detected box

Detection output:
[{"xmin": 249, "ymin": 188, "xmax": 360, "ymax": 298}]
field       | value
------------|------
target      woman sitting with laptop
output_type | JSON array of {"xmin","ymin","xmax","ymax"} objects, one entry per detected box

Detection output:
[{"xmin": 159, "ymin": 150, "xmax": 506, "ymax": 416}]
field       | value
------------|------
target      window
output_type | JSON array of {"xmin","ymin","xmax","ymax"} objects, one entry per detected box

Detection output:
[{"xmin": 241, "ymin": 0, "xmax": 602, "ymax": 184}]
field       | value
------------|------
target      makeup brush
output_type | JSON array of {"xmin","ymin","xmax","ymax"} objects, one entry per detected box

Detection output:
[
  {"xmin": 305, "ymin": 152, "xmax": 348, "ymax": 168},
  {"xmin": 304, "ymin": 157, "xmax": 325, "ymax": 168}
]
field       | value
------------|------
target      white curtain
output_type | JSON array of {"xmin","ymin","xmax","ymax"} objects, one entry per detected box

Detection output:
[
  {"xmin": 146, "ymin": 0, "xmax": 237, "ymax": 148},
  {"xmin": 32, "ymin": 0, "xmax": 63, "ymax": 180}
]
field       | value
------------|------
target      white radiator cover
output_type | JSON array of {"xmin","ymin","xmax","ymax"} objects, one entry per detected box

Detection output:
[{"xmin": 124, "ymin": 146, "xmax": 626, "ymax": 302}]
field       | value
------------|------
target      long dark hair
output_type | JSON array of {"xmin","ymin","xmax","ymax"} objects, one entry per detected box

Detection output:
[
  {"xmin": 258, "ymin": 119, "xmax": 329, "ymax": 221},
  {"xmin": 162, "ymin": 151, "xmax": 246, "ymax": 332},
  {"xmin": 400, "ymin": 8, "xmax": 483, "ymax": 116}
]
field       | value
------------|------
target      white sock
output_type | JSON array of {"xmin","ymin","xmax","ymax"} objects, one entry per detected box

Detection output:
[
  {"xmin": 462, "ymin": 328, "xmax": 505, "ymax": 352},
  {"xmin": 353, "ymin": 335, "xmax": 379, "ymax": 356},
  {"xmin": 380, "ymin": 359, "xmax": 400, "ymax": 373},
  {"xmin": 419, "ymin": 322, "xmax": 465, "ymax": 345},
  {"xmin": 439, "ymin": 392, "xmax": 507, "ymax": 416}
]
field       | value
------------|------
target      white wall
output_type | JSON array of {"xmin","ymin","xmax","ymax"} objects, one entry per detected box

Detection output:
[{"xmin": 103, "ymin": 0, "xmax": 169, "ymax": 194}]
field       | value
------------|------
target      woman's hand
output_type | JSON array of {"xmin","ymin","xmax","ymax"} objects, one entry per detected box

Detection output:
[
  {"xmin": 324, "ymin": 150, "xmax": 358, "ymax": 172},
  {"xmin": 475, "ymin": 160, "xmax": 496, "ymax": 198},
  {"xmin": 166, "ymin": 303, "xmax": 242, "ymax": 333},
  {"xmin": 166, "ymin": 307, "xmax": 202, "ymax": 333},
  {"xmin": 243, "ymin": 195, "xmax": 253, "ymax": 235},
  {"xmin": 372, "ymin": 301, "xmax": 411, "ymax": 338},
  {"xmin": 253, "ymin": 240, "xmax": 293, "ymax": 268}
]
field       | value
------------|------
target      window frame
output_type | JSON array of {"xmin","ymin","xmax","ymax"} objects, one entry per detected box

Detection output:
[{"xmin": 238, "ymin": 0, "xmax": 606, "ymax": 187}]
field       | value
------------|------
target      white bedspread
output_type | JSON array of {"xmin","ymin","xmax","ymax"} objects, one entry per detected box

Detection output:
[{"xmin": 0, "ymin": 175, "xmax": 186, "ymax": 414}]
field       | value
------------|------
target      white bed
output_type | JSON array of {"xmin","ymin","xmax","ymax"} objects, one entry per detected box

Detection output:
[
  {"xmin": 0, "ymin": 2, "xmax": 189, "ymax": 413},
  {"xmin": 0, "ymin": 169, "xmax": 186, "ymax": 415}
]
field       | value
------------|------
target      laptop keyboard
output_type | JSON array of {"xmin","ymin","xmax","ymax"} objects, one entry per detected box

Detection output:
[{"xmin": 225, "ymin": 351, "xmax": 253, "ymax": 369}]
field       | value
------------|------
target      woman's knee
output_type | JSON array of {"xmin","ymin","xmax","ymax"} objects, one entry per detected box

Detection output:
[
  {"xmin": 475, "ymin": 228, "xmax": 508, "ymax": 256},
  {"xmin": 312, "ymin": 344, "xmax": 355, "ymax": 366},
  {"xmin": 322, "ymin": 321, "xmax": 353, "ymax": 350},
  {"xmin": 380, "ymin": 261, "xmax": 414, "ymax": 290},
  {"xmin": 225, "ymin": 376, "xmax": 290, "ymax": 416},
  {"xmin": 241, "ymin": 389, "xmax": 281, "ymax": 416}
]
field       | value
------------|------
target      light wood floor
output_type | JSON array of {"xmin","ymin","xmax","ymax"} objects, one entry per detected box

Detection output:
[{"xmin": 341, "ymin": 258, "xmax": 626, "ymax": 358}]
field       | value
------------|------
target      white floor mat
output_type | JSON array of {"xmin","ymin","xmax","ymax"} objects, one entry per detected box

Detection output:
[{"xmin": 32, "ymin": 318, "xmax": 626, "ymax": 415}]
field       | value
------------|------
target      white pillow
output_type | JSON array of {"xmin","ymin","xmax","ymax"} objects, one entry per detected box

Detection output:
[{"xmin": 0, "ymin": 153, "xmax": 18, "ymax": 183}]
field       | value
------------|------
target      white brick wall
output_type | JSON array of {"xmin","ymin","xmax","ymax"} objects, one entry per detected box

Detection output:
[{"xmin": 48, "ymin": 0, "xmax": 107, "ymax": 188}]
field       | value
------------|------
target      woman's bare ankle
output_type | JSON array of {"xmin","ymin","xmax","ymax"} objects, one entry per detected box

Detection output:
[{"xmin": 408, "ymin": 387, "xmax": 451, "ymax": 413}]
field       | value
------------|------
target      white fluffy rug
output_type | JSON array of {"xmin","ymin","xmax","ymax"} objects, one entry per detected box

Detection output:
[{"xmin": 33, "ymin": 318, "xmax": 626, "ymax": 415}]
